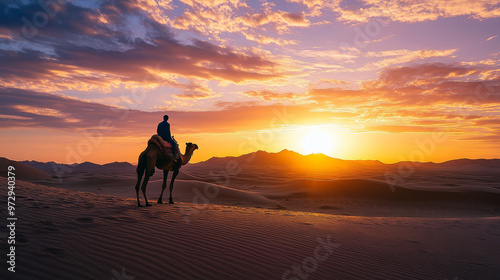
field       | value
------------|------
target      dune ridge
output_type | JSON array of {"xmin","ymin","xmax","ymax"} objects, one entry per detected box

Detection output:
[{"xmin": 0, "ymin": 157, "xmax": 52, "ymax": 180}]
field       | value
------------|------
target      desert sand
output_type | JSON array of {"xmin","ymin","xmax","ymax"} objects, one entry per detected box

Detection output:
[{"xmin": 1, "ymin": 151, "xmax": 500, "ymax": 279}]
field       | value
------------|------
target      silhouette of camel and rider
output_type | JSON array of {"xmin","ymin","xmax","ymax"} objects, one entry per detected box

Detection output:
[{"xmin": 134, "ymin": 114, "xmax": 198, "ymax": 207}]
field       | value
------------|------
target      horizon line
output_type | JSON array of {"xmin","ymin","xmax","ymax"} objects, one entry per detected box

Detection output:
[{"xmin": 5, "ymin": 149, "xmax": 500, "ymax": 166}]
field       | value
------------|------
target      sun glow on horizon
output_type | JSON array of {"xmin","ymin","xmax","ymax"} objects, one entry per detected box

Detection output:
[{"xmin": 300, "ymin": 127, "xmax": 336, "ymax": 156}]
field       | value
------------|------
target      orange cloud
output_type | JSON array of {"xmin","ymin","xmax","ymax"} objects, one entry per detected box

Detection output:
[
  {"xmin": 242, "ymin": 90, "xmax": 305, "ymax": 101},
  {"xmin": 365, "ymin": 125, "xmax": 440, "ymax": 133},
  {"xmin": 179, "ymin": 0, "xmax": 244, "ymax": 9},
  {"xmin": 172, "ymin": 2, "xmax": 310, "ymax": 45},
  {"xmin": 1, "ymin": 1, "xmax": 291, "ymax": 97},
  {"xmin": 2, "ymin": 61, "xmax": 499, "ymax": 141},
  {"xmin": 333, "ymin": 0, "xmax": 500, "ymax": 23},
  {"xmin": 296, "ymin": 49, "xmax": 358, "ymax": 62},
  {"xmin": 0, "ymin": 38, "xmax": 284, "ymax": 94},
  {"xmin": 288, "ymin": 0, "xmax": 500, "ymax": 23},
  {"xmin": 0, "ymin": 33, "xmax": 12, "ymax": 40},
  {"xmin": 242, "ymin": 11, "xmax": 310, "ymax": 32},
  {"xmin": 173, "ymin": 83, "xmax": 217, "ymax": 99},
  {"xmin": 358, "ymin": 49, "xmax": 457, "ymax": 71},
  {"xmin": 243, "ymin": 33, "xmax": 298, "ymax": 45},
  {"xmin": 173, "ymin": 92, "xmax": 212, "ymax": 99},
  {"xmin": 14, "ymin": 105, "xmax": 69, "ymax": 118},
  {"xmin": 134, "ymin": 0, "xmax": 173, "ymax": 25},
  {"xmin": 487, "ymin": 35, "xmax": 498, "ymax": 41},
  {"xmin": 474, "ymin": 118, "xmax": 500, "ymax": 126},
  {"xmin": 319, "ymin": 79, "xmax": 350, "ymax": 85}
]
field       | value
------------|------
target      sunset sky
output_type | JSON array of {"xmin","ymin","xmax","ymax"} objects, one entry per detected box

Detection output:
[{"xmin": 1, "ymin": 0, "xmax": 499, "ymax": 164}]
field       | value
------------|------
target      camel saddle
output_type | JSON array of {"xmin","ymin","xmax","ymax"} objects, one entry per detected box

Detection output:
[{"xmin": 148, "ymin": 134, "xmax": 180, "ymax": 161}]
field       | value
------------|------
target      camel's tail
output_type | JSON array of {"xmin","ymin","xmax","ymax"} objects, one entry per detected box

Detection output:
[{"xmin": 136, "ymin": 151, "xmax": 147, "ymax": 176}]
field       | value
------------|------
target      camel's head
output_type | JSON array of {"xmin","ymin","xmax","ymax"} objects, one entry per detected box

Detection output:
[{"xmin": 186, "ymin": 142, "xmax": 199, "ymax": 152}]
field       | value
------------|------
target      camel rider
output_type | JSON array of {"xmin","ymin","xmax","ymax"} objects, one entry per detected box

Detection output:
[{"xmin": 157, "ymin": 115, "xmax": 178, "ymax": 161}]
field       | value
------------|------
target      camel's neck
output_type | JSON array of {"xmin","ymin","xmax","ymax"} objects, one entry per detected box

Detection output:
[{"xmin": 180, "ymin": 149, "xmax": 194, "ymax": 165}]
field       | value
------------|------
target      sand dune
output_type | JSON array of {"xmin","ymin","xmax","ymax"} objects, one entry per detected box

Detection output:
[
  {"xmin": 89, "ymin": 179, "xmax": 275, "ymax": 206},
  {"xmin": 269, "ymin": 178, "xmax": 399, "ymax": 198},
  {"xmin": 1, "ymin": 180, "xmax": 499, "ymax": 280},
  {"xmin": 2, "ymin": 154, "xmax": 500, "ymax": 279},
  {"xmin": 270, "ymin": 178, "xmax": 500, "ymax": 201},
  {"xmin": 13, "ymin": 153, "xmax": 500, "ymax": 219},
  {"xmin": 151, "ymin": 180, "xmax": 274, "ymax": 205},
  {"xmin": 0, "ymin": 157, "xmax": 52, "ymax": 180}
]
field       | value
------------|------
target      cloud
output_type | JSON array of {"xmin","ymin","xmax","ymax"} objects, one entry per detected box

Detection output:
[
  {"xmin": 290, "ymin": 48, "xmax": 457, "ymax": 75},
  {"xmin": 173, "ymin": 92, "xmax": 212, "ymax": 99},
  {"xmin": 14, "ymin": 105, "xmax": 71, "ymax": 119},
  {"xmin": 179, "ymin": 0, "xmax": 244, "ymax": 9},
  {"xmin": 319, "ymin": 79, "xmax": 350, "ymax": 85},
  {"xmin": 0, "ymin": 0, "xmax": 285, "ymax": 94},
  {"xmin": 1, "ymin": 61, "xmax": 499, "ymax": 142},
  {"xmin": 173, "ymin": 83, "xmax": 216, "ymax": 99},
  {"xmin": 287, "ymin": 0, "xmax": 500, "ymax": 23},
  {"xmin": 242, "ymin": 33, "xmax": 298, "ymax": 45},
  {"xmin": 172, "ymin": 1, "xmax": 311, "ymax": 45},
  {"xmin": 358, "ymin": 49, "xmax": 457, "ymax": 71},
  {"xmin": 1, "ymin": 1, "xmax": 499, "ymax": 143},
  {"xmin": 286, "ymin": 0, "xmax": 331, "ymax": 16},
  {"xmin": 242, "ymin": 90, "xmax": 305, "ymax": 101},
  {"xmin": 369, "ymin": 62, "xmax": 478, "ymax": 87},
  {"xmin": 296, "ymin": 49, "xmax": 358, "ymax": 62},
  {"xmin": 306, "ymin": 62, "xmax": 500, "ymax": 136},
  {"xmin": 487, "ymin": 35, "xmax": 498, "ymax": 41},
  {"xmin": 333, "ymin": 0, "xmax": 500, "ymax": 23},
  {"xmin": 242, "ymin": 11, "xmax": 310, "ymax": 31},
  {"xmin": 370, "ymin": 63, "xmax": 500, "ymax": 107},
  {"xmin": 461, "ymin": 127, "xmax": 500, "ymax": 142},
  {"xmin": 0, "ymin": 86, "xmax": 339, "ymax": 135},
  {"xmin": 365, "ymin": 125, "xmax": 441, "ymax": 133}
]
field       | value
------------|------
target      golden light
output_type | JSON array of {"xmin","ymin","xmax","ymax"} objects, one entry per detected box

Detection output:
[{"xmin": 300, "ymin": 127, "xmax": 335, "ymax": 155}]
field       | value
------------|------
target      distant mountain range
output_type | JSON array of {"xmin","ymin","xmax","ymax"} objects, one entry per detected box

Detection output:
[
  {"xmin": 19, "ymin": 160, "xmax": 135, "ymax": 176},
  {"xmin": 2, "ymin": 150, "xmax": 499, "ymax": 179},
  {"xmin": 429, "ymin": 158, "xmax": 500, "ymax": 170},
  {"xmin": 196, "ymin": 149, "xmax": 387, "ymax": 171},
  {"xmin": 196, "ymin": 149, "xmax": 500, "ymax": 171}
]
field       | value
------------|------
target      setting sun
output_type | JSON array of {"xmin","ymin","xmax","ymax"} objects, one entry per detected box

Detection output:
[{"xmin": 300, "ymin": 127, "xmax": 335, "ymax": 155}]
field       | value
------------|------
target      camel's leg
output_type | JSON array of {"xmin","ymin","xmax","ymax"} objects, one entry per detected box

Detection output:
[
  {"xmin": 135, "ymin": 153, "xmax": 146, "ymax": 207},
  {"xmin": 158, "ymin": 170, "xmax": 169, "ymax": 204},
  {"xmin": 141, "ymin": 171, "xmax": 152, "ymax": 206},
  {"xmin": 140, "ymin": 153, "xmax": 157, "ymax": 207},
  {"xmin": 169, "ymin": 169, "xmax": 179, "ymax": 204},
  {"xmin": 135, "ymin": 171, "xmax": 144, "ymax": 207}
]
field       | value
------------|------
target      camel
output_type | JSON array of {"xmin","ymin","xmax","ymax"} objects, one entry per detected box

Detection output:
[{"xmin": 135, "ymin": 141, "xmax": 198, "ymax": 207}]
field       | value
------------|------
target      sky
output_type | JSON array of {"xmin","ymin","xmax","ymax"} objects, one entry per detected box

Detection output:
[{"xmin": 0, "ymin": 0, "xmax": 499, "ymax": 164}]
